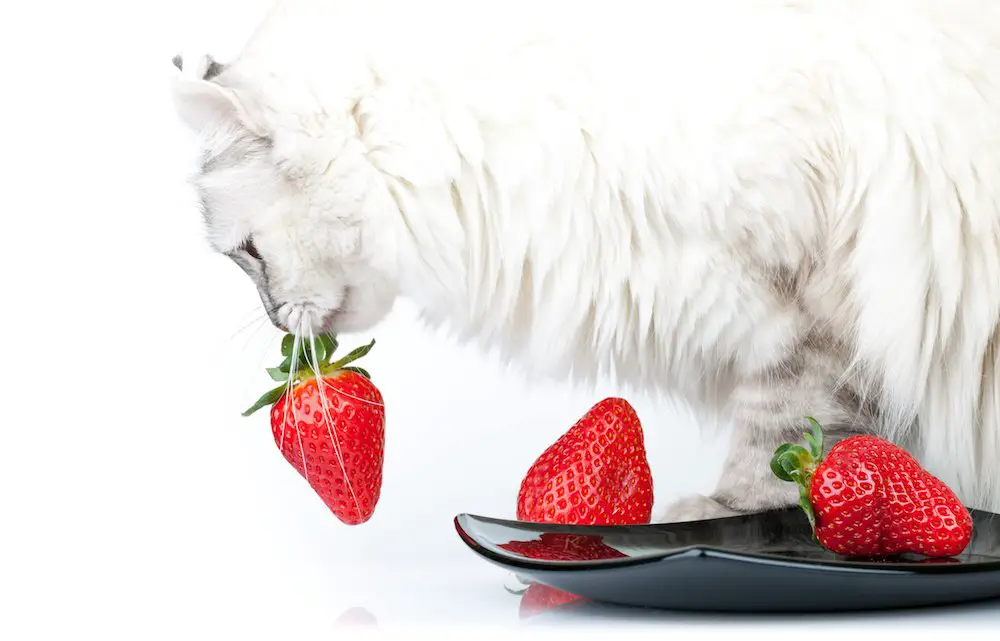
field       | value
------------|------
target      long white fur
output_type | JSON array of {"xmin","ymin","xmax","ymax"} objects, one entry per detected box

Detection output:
[{"xmin": 174, "ymin": 0, "xmax": 1000, "ymax": 513}]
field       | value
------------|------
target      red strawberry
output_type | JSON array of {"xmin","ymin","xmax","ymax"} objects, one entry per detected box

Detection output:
[
  {"xmin": 771, "ymin": 418, "xmax": 973, "ymax": 558},
  {"xmin": 515, "ymin": 398, "xmax": 654, "ymax": 525},
  {"xmin": 243, "ymin": 334, "xmax": 385, "ymax": 525},
  {"xmin": 518, "ymin": 584, "xmax": 585, "ymax": 618},
  {"xmin": 498, "ymin": 532, "xmax": 628, "ymax": 561}
]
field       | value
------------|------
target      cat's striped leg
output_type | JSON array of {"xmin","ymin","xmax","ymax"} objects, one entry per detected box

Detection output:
[
  {"xmin": 655, "ymin": 337, "xmax": 874, "ymax": 523},
  {"xmin": 654, "ymin": 419, "xmax": 810, "ymax": 523}
]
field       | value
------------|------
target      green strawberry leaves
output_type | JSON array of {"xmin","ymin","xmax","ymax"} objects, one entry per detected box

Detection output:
[
  {"xmin": 266, "ymin": 366, "xmax": 289, "ymax": 382},
  {"xmin": 281, "ymin": 334, "xmax": 295, "ymax": 357},
  {"xmin": 802, "ymin": 416, "xmax": 824, "ymax": 459},
  {"xmin": 242, "ymin": 385, "xmax": 285, "ymax": 417},
  {"xmin": 770, "ymin": 416, "xmax": 827, "ymax": 534},
  {"xmin": 329, "ymin": 340, "xmax": 374, "ymax": 370},
  {"xmin": 242, "ymin": 334, "xmax": 376, "ymax": 417},
  {"xmin": 770, "ymin": 444, "xmax": 801, "ymax": 482}
]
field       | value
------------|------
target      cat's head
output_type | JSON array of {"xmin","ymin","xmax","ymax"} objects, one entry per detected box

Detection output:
[{"xmin": 170, "ymin": 53, "xmax": 400, "ymax": 337}]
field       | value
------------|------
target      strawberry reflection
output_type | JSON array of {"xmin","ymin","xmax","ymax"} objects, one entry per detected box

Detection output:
[
  {"xmin": 498, "ymin": 532, "xmax": 628, "ymax": 562},
  {"xmin": 499, "ymin": 533, "xmax": 626, "ymax": 618},
  {"xmin": 505, "ymin": 580, "xmax": 587, "ymax": 618},
  {"xmin": 334, "ymin": 606, "xmax": 377, "ymax": 626}
]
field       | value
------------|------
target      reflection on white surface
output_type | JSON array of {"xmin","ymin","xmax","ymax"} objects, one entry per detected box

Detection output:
[
  {"xmin": 335, "ymin": 606, "xmax": 379, "ymax": 626},
  {"xmin": 319, "ymin": 559, "xmax": 1000, "ymax": 631}
]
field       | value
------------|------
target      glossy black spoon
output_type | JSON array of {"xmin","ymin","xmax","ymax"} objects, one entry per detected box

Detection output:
[{"xmin": 455, "ymin": 506, "xmax": 1000, "ymax": 613}]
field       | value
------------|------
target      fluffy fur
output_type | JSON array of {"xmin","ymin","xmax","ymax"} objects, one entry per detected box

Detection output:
[{"xmin": 172, "ymin": 0, "xmax": 1000, "ymax": 518}]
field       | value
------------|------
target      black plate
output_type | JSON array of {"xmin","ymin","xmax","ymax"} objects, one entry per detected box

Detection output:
[{"xmin": 455, "ymin": 507, "xmax": 1000, "ymax": 613}]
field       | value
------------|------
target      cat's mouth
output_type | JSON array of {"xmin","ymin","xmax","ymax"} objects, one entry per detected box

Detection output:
[
  {"xmin": 271, "ymin": 302, "xmax": 339, "ymax": 336},
  {"xmin": 265, "ymin": 286, "xmax": 388, "ymax": 337}
]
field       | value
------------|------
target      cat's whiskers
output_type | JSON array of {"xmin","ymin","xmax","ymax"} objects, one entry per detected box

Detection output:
[
  {"xmin": 314, "ymin": 329, "xmax": 385, "ymax": 408},
  {"xmin": 230, "ymin": 313, "xmax": 268, "ymax": 341},
  {"xmin": 278, "ymin": 364, "xmax": 291, "ymax": 453},
  {"xmin": 257, "ymin": 331, "xmax": 282, "ymax": 370},
  {"xmin": 239, "ymin": 318, "xmax": 273, "ymax": 357},
  {"xmin": 306, "ymin": 323, "xmax": 362, "ymax": 520},
  {"xmin": 288, "ymin": 331, "xmax": 310, "ymax": 484},
  {"xmin": 237, "ymin": 304, "xmax": 265, "ymax": 322}
]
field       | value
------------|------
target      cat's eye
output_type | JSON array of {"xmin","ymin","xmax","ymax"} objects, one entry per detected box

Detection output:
[{"xmin": 241, "ymin": 237, "xmax": 262, "ymax": 260}]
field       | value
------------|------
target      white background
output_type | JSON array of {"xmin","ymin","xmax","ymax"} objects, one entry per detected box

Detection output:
[{"xmin": 1, "ymin": 1, "xmax": 997, "ymax": 639}]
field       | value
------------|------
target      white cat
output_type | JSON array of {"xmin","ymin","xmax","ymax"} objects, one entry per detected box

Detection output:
[{"xmin": 172, "ymin": 0, "xmax": 1000, "ymax": 520}]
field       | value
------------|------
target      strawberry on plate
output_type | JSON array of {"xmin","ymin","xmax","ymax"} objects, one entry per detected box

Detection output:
[
  {"xmin": 499, "ymin": 397, "xmax": 654, "ymax": 617},
  {"xmin": 243, "ymin": 334, "xmax": 385, "ymax": 525},
  {"xmin": 515, "ymin": 397, "xmax": 654, "ymax": 525},
  {"xmin": 771, "ymin": 418, "xmax": 973, "ymax": 558}
]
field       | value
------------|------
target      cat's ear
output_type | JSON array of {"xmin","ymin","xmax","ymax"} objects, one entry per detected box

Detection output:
[{"xmin": 171, "ymin": 53, "xmax": 268, "ymax": 138}]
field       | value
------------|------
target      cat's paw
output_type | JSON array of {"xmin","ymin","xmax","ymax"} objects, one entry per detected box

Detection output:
[{"xmin": 654, "ymin": 495, "xmax": 740, "ymax": 523}]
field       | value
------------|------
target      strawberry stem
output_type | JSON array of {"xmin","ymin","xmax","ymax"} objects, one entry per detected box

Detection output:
[
  {"xmin": 770, "ymin": 416, "xmax": 826, "ymax": 534},
  {"xmin": 241, "ymin": 335, "xmax": 376, "ymax": 417}
]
